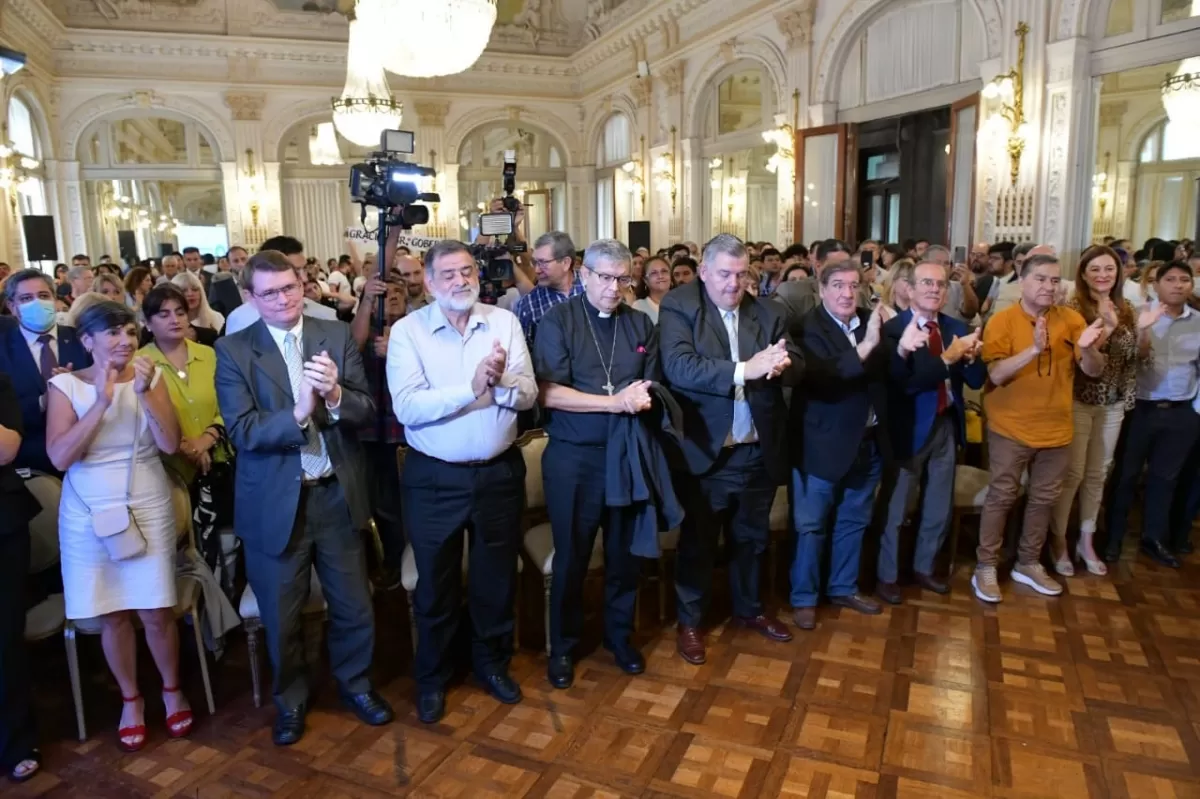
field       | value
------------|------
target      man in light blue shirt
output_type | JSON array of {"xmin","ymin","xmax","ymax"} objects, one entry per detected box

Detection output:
[{"xmin": 1106, "ymin": 261, "xmax": 1200, "ymax": 567}]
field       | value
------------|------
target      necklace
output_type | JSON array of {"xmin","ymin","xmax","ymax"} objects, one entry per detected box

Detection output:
[{"xmin": 581, "ymin": 302, "xmax": 619, "ymax": 395}]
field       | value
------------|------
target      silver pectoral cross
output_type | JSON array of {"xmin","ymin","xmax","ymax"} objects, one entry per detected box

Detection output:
[{"xmin": 603, "ymin": 382, "xmax": 614, "ymax": 395}]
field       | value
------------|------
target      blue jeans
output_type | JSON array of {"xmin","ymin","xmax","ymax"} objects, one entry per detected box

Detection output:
[{"xmin": 789, "ymin": 441, "xmax": 883, "ymax": 608}]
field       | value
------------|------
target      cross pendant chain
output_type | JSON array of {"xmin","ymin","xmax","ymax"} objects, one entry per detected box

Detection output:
[{"xmin": 603, "ymin": 382, "xmax": 614, "ymax": 395}]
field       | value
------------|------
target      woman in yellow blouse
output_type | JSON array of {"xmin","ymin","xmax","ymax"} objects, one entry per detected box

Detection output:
[{"xmin": 136, "ymin": 284, "xmax": 226, "ymax": 485}]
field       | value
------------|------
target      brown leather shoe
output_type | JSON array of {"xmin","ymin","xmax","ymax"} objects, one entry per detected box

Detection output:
[
  {"xmin": 734, "ymin": 615, "xmax": 794, "ymax": 642},
  {"xmin": 676, "ymin": 625, "xmax": 706, "ymax": 665},
  {"xmin": 792, "ymin": 607, "xmax": 816, "ymax": 630},
  {"xmin": 876, "ymin": 581, "xmax": 903, "ymax": 605},
  {"xmin": 914, "ymin": 572, "xmax": 950, "ymax": 595},
  {"xmin": 830, "ymin": 593, "xmax": 882, "ymax": 615}
]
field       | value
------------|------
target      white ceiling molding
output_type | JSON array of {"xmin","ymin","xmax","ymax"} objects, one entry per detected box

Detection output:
[{"xmin": 60, "ymin": 90, "xmax": 236, "ymax": 163}]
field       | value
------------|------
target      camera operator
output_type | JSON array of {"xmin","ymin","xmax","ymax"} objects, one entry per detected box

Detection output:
[{"xmin": 474, "ymin": 198, "xmax": 535, "ymax": 296}]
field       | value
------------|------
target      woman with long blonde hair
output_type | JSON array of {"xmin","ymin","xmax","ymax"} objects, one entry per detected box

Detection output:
[{"xmin": 170, "ymin": 272, "xmax": 224, "ymax": 332}]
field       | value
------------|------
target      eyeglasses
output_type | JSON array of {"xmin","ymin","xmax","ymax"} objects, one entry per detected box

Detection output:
[
  {"xmin": 585, "ymin": 265, "xmax": 633, "ymax": 288},
  {"xmin": 254, "ymin": 282, "xmax": 301, "ymax": 303},
  {"xmin": 532, "ymin": 257, "xmax": 566, "ymax": 269},
  {"xmin": 915, "ymin": 278, "xmax": 948, "ymax": 290}
]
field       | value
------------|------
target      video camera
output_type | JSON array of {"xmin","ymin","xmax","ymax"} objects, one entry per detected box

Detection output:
[
  {"xmin": 348, "ymin": 129, "xmax": 440, "ymax": 228},
  {"xmin": 470, "ymin": 149, "xmax": 526, "ymax": 304}
]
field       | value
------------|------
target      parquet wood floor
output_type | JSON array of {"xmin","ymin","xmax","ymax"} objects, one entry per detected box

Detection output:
[{"xmin": 12, "ymin": 539, "xmax": 1200, "ymax": 798}]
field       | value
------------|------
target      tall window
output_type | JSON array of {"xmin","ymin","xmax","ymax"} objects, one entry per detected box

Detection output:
[
  {"xmin": 8, "ymin": 95, "xmax": 47, "ymax": 218},
  {"xmin": 596, "ymin": 114, "xmax": 631, "ymax": 167},
  {"xmin": 1132, "ymin": 118, "xmax": 1199, "ymax": 244},
  {"xmin": 1140, "ymin": 119, "xmax": 1200, "ymax": 163}
]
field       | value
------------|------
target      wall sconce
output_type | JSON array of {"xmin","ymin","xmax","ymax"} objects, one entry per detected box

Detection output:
[
  {"xmin": 1092, "ymin": 150, "xmax": 1111, "ymax": 218},
  {"xmin": 762, "ymin": 89, "xmax": 800, "ymax": 175},
  {"xmin": 0, "ymin": 129, "xmax": 40, "ymax": 207},
  {"xmin": 243, "ymin": 148, "xmax": 265, "ymax": 228},
  {"xmin": 653, "ymin": 125, "xmax": 678, "ymax": 214},
  {"xmin": 621, "ymin": 159, "xmax": 646, "ymax": 204},
  {"xmin": 982, "ymin": 22, "xmax": 1031, "ymax": 186}
]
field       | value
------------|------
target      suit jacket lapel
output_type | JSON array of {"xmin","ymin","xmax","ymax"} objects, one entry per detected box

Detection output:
[
  {"xmin": 303, "ymin": 319, "xmax": 327, "ymax": 363},
  {"xmin": 250, "ymin": 320, "xmax": 293, "ymax": 399},
  {"xmin": 700, "ymin": 290, "xmax": 731, "ymax": 355},
  {"xmin": 816, "ymin": 306, "xmax": 854, "ymax": 352},
  {"xmin": 736, "ymin": 300, "xmax": 761, "ymax": 362}
]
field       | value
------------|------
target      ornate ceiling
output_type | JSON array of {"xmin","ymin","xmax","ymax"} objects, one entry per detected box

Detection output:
[{"xmin": 40, "ymin": 0, "xmax": 633, "ymax": 55}]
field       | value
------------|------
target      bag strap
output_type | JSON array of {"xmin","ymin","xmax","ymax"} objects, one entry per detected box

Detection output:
[{"xmin": 125, "ymin": 385, "xmax": 140, "ymax": 503}]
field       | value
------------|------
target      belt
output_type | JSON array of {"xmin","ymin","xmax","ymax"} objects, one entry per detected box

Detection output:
[
  {"xmin": 301, "ymin": 474, "xmax": 337, "ymax": 487},
  {"xmin": 1138, "ymin": 399, "xmax": 1192, "ymax": 409},
  {"xmin": 424, "ymin": 448, "xmax": 512, "ymax": 467}
]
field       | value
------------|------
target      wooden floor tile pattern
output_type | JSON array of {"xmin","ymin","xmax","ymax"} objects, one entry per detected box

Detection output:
[{"xmin": 16, "ymin": 544, "xmax": 1200, "ymax": 798}]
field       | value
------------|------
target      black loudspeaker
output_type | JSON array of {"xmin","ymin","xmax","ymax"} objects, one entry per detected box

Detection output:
[
  {"xmin": 158, "ymin": 243, "xmax": 174, "ymax": 258},
  {"xmin": 21, "ymin": 215, "xmax": 57, "ymax": 262},
  {"xmin": 117, "ymin": 230, "xmax": 139, "ymax": 265},
  {"xmin": 627, "ymin": 220, "xmax": 651, "ymax": 253}
]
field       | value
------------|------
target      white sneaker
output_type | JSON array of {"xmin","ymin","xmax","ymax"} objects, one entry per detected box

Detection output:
[
  {"xmin": 1011, "ymin": 562, "xmax": 1063, "ymax": 596},
  {"xmin": 971, "ymin": 566, "xmax": 1002, "ymax": 603}
]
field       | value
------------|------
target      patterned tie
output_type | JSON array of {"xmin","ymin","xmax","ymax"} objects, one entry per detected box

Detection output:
[
  {"xmin": 37, "ymin": 334, "xmax": 57, "ymax": 382},
  {"xmin": 283, "ymin": 332, "xmax": 330, "ymax": 478},
  {"xmin": 723, "ymin": 311, "xmax": 754, "ymax": 443},
  {"xmin": 925, "ymin": 320, "xmax": 949, "ymax": 414}
]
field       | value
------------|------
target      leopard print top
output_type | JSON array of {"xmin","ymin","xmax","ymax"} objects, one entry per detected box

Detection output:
[{"xmin": 1068, "ymin": 297, "xmax": 1139, "ymax": 410}]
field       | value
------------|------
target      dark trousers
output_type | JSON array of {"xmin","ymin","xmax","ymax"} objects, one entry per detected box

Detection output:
[
  {"xmin": 243, "ymin": 479, "xmax": 375, "ymax": 712},
  {"xmin": 0, "ymin": 531, "xmax": 34, "ymax": 770},
  {"xmin": 365, "ymin": 441, "xmax": 404, "ymax": 570},
  {"xmin": 1171, "ymin": 435, "xmax": 1200, "ymax": 550},
  {"xmin": 1106, "ymin": 401, "xmax": 1200, "ymax": 550},
  {"xmin": 402, "ymin": 447, "xmax": 525, "ymax": 693},
  {"xmin": 674, "ymin": 444, "xmax": 775, "ymax": 627},
  {"xmin": 545, "ymin": 439, "xmax": 641, "ymax": 659}
]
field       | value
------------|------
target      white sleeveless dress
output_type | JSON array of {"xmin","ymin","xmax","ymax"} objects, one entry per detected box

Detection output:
[{"xmin": 51, "ymin": 373, "xmax": 177, "ymax": 620}]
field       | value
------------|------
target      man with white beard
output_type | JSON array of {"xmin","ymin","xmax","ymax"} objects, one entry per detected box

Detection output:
[{"xmin": 386, "ymin": 239, "xmax": 538, "ymax": 724}]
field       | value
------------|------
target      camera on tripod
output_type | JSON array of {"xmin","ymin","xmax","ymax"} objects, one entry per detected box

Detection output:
[{"xmin": 348, "ymin": 129, "xmax": 440, "ymax": 227}]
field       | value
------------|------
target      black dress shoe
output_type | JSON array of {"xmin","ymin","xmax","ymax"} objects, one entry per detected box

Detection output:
[
  {"xmin": 1141, "ymin": 539, "xmax": 1181, "ymax": 568},
  {"xmin": 547, "ymin": 656, "xmax": 574, "ymax": 689},
  {"xmin": 416, "ymin": 691, "xmax": 445, "ymax": 724},
  {"xmin": 341, "ymin": 690, "xmax": 394, "ymax": 726},
  {"xmin": 1103, "ymin": 547, "xmax": 1121, "ymax": 563},
  {"xmin": 1176, "ymin": 539, "xmax": 1195, "ymax": 555},
  {"xmin": 607, "ymin": 644, "xmax": 645, "ymax": 675},
  {"xmin": 272, "ymin": 707, "xmax": 306, "ymax": 746},
  {"xmin": 914, "ymin": 572, "xmax": 951, "ymax": 595},
  {"xmin": 875, "ymin": 581, "xmax": 903, "ymax": 605},
  {"xmin": 479, "ymin": 673, "xmax": 522, "ymax": 704}
]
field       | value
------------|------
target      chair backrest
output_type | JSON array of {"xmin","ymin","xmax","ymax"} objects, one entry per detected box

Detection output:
[
  {"xmin": 166, "ymin": 470, "xmax": 195, "ymax": 551},
  {"xmin": 25, "ymin": 474, "xmax": 63, "ymax": 574},
  {"xmin": 517, "ymin": 430, "xmax": 548, "ymax": 509}
]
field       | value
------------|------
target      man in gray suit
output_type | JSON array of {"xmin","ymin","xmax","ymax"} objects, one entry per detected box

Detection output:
[{"xmin": 215, "ymin": 249, "xmax": 393, "ymax": 746}]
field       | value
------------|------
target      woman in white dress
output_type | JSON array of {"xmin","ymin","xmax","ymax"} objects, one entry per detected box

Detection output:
[{"xmin": 45, "ymin": 301, "xmax": 189, "ymax": 752}]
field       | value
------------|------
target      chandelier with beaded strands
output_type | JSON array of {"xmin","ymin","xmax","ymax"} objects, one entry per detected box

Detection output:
[
  {"xmin": 331, "ymin": 0, "xmax": 403, "ymax": 147},
  {"xmin": 376, "ymin": 0, "xmax": 498, "ymax": 78},
  {"xmin": 1160, "ymin": 0, "xmax": 1200, "ymax": 130}
]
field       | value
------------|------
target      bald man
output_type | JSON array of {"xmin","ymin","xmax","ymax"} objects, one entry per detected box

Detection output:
[{"xmin": 394, "ymin": 254, "xmax": 431, "ymax": 313}]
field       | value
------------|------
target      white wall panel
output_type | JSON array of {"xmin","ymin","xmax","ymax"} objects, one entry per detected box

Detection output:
[
  {"xmin": 864, "ymin": 2, "xmax": 960, "ymax": 104},
  {"xmin": 281, "ymin": 178, "xmax": 353, "ymax": 262}
]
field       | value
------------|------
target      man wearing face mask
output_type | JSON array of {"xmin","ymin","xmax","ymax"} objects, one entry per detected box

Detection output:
[{"xmin": 0, "ymin": 269, "xmax": 93, "ymax": 474}]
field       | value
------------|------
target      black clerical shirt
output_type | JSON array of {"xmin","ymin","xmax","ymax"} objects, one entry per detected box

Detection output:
[{"xmin": 534, "ymin": 295, "xmax": 660, "ymax": 446}]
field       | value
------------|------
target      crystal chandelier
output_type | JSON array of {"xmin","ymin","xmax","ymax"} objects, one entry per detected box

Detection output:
[
  {"xmin": 332, "ymin": 9, "xmax": 403, "ymax": 148},
  {"xmin": 371, "ymin": 0, "xmax": 498, "ymax": 78},
  {"xmin": 309, "ymin": 122, "xmax": 344, "ymax": 166},
  {"xmin": 1162, "ymin": 56, "xmax": 1200, "ymax": 130}
]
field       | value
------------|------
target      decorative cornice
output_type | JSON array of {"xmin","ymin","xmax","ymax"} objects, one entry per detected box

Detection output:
[
  {"xmin": 631, "ymin": 76, "xmax": 652, "ymax": 108},
  {"xmin": 661, "ymin": 60, "xmax": 684, "ymax": 96},
  {"xmin": 775, "ymin": 1, "xmax": 814, "ymax": 50},
  {"xmin": 413, "ymin": 101, "xmax": 450, "ymax": 128},
  {"xmin": 223, "ymin": 89, "xmax": 265, "ymax": 120},
  {"xmin": 1098, "ymin": 100, "xmax": 1128, "ymax": 128}
]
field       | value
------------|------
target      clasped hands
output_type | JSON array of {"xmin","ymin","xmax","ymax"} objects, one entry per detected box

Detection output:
[
  {"xmin": 745, "ymin": 339, "xmax": 791, "ymax": 381},
  {"xmin": 471, "ymin": 339, "xmax": 508, "ymax": 398},
  {"xmin": 294, "ymin": 351, "xmax": 341, "ymax": 423},
  {"xmin": 897, "ymin": 317, "xmax": 982, "ymax": 364}
]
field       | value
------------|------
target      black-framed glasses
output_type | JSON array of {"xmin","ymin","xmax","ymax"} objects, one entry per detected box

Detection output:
[{"xmin": 585, "ymin": 265, "xmax": 633, "ymax": 288}]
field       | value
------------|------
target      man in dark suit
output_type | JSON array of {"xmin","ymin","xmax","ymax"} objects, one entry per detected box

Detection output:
[
  {"xmin": 0, "ymin": 372, "xmax": 42, "ymax": 782},
  {"xmin": 773, "ymin": 239, "xmax": 872, "ymax": 326},
  {"xmin": 877, "ymin": 261, "xmax": 986, "ymax": 604},
  {"xmin": 659, "ymin": 234, "xmax": 800, "ymax": 665},
  {"xmin": 215, "ymin": 249, "xmax": 392, "ymax": 746},
  {"xmin": 0, "ymin": 269, "xmax": 92, "ymax": 474},
  {"xmin": 789, "ymin": 259, "xmax": 893, "ymax": 630}
]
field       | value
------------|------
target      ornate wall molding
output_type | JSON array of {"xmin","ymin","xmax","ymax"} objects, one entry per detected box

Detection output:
[
  {"xmin": 1053, "ymin": 0, "xmax": 1084, "ymax": 41},
  {"xmin": 224, "ymin": 90, "xmax": 266, "ymax": 121},
  {"xmin": 814, "ymin": 0, "xmax": 1002, "ymax": 105},
  {"xmin": 262, "ymin": 97, "xmax": 337, "ymax": 159},
  {"xmin": 683, "ymin": 37, "xmax": 788, "ymax": 139},
  {"xmin": 631, "ymin": 76, "xmax": 652, "ymax": 108},
  {"xmin": 776, "ymin": 1, "xmax": 815, "ymax": 50},
  {"xmin": 1042, "ymin": 90, "xmax": 1070, "ymax": 248},
  {"xmin": 444, "ymin": 105, "xmax": 581, "ymax": 166},
  {"xmin": 1097, "ymin": 99, "xmax": 1127, "ymax": 129},
  {"xmin": 583, "ymin": 92, "xmax": 640, "ymax": 165},
  {"xmin": 1121, "ymin": 107, "xmax": 1166, "ymax": 161},
  {"xmin": 60, "ymin": 89, "xmax": 235, "ymax": 161},
  {"xmin": 2, "ymin": 76, "xmax": 59, "ymax": 157},
  {"xmin": 661, "ymin": 61, "xmax": 685, "ymax": 96}
]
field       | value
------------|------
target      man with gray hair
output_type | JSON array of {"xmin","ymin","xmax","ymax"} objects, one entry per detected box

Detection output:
[
  {"xmin": 660, "ymin": 233, "xmax": 799, "ymax": 665},
  {"xmin": 921, "ymin": 245, "xmax": 980, "ymax": 322},
  {"xmin": 159, "ymin": 254, "xmax": 183, "ymax": 284},
  {"xmin": 388, "ymin": 238, "xmax": 537, "ymax": 723},
  {"xmin": 66, "ymin": 264, "xmax": 94, "ymax": 304},
  {"xmin": 513, "ymin": 230, "xmax": 583, "ymax": 347},
  {"xmin": 534, "ymin": 238, "xmax": 662, "ymax": 690}
]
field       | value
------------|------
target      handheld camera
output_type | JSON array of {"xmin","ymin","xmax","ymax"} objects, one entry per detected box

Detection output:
[
  {"xmin": 348, "ymin": 129, "xmax": 440, "ymax": 228},
  {"xmin": 470, "ymin": 149, "xmax": 526, "ymax": 304}
]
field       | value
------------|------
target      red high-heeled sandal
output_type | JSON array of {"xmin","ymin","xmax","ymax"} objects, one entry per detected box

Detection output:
[
  {"xmin": 118, "ymin": 694, "xmax": 146, "ymax": 752},
  {"xmin": 162, "ymin": 685, "xmax": 193, "ymax": 739}
]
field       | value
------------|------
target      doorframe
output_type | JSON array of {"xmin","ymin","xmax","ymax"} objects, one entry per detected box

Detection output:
[
  {"xmin": 945, "ymin": 92, "xmax": 980, "ymax": 247},
  {"xmin": 794, "ymin": 123, "xmax": 849, "ymax": 244}
]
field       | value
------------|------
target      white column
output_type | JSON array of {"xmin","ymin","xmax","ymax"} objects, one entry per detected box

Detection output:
[
  {"xmin": 1039, "ymin": 36, "xmax": 1095, "ymax": 261},
  {"xmin": 59, "ymin": 160, "xmax": 88, "ymax": 260},
  {"xmin": 2, "ymin": 190, "xmax": 20, "ymax": 267},
  {"xmin": 566, "ymin": 165, "xmax": 596, "ymax": 245},
  {"xmin": 220, "ymin": 161, "xmax": 244, "ymax": 248},
  {"xmin": 680, "ymin": 137, "xmax": 704, "ymax": 244},
  {"xmin": 439, "ymin": 163, "xmax": 461, "ymax": 241}
]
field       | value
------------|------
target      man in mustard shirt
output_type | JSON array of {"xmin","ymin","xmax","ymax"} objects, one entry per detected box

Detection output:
[{"xmin": 973, "ymin": 253, "xmax": 1107, "ymax": 603}]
